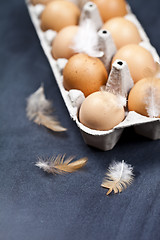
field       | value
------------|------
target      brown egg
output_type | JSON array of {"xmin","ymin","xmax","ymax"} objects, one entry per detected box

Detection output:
[
  {"xmin": 63, "ymin": 53, "xmax": 108, "ymax": 97},
  {"xmin": 30, "ymin": 0, "xmax": 54, "ymax": 5},
  {"xmin": 112, "ymin": 44, "xmax": 156, "ymax": 83},
  {"xmin": 91, "ymin": 0, "xmax": 127, "ymax": 22},
  {"xmin": 102, "ymin": 17, "xmax": 141, "ymax": 49},
  {"xmin": 79, "ymin": 91, "xmax": 125, "ymax": 131},
  {"xmin": 41, "ymin": 1, "xmax": 80, "ymax": 32},
  {"xmin": 51, "ymin": 25, "xmax": 78, "ymax": 60},
  {"xmin": 128, "ymin": 78, "xmax": 160, "ymax": 117}
]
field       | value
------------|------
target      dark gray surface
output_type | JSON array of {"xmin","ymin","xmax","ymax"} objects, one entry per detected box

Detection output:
[{"xmin": 0, "ymin": 1, "xmax": 160, "ymax": 240}]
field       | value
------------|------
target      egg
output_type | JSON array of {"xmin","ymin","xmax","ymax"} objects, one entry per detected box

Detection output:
[
  {"xmin": 112, "ymin": 44, "xmax": 156, "ymax": 83},
  {"xmin": 91, "ymin": 0, "xmax": 127, "ymax": 22},
  {"xmin": 51, "ymin": 25, "xmax": 78, "ymax": 60},
  {"xmin": 79, "ymin": 91, "xmax": 125, "ymax": 131},
  {"xmin": 102, "ymin": 17, "xmax": 141, "ymax": 49},
  {"xmin": 128, "ymin": 78, "xmax": 160, "ymax": 117},
  {"xmin": 31, "ymin": 0, "xmax": 54, "ymax": 5},
  {"xmin": 63, "ymin": 53, "xmax": 108, "ymax": 97},
  {"xmin": 41, "ymin": 1, "xmax": 80, "ymax": 32}
]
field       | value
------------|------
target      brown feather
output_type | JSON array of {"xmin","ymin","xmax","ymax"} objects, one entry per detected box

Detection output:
[
  {"xmin": 36, "ymin": 155, "xmax": 88, "ymax": 174},
  {"xmin": 34, "ymin": 112, "xmax": 67, "ymax": 132}
]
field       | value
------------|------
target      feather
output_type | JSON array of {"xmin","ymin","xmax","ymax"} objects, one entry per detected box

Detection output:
[
  {"xmin": 70, "ymin": 19, "xmax": 103, "ymax": 58},
  {"xmin": 26, "ymin": 86, "xmax": 67, "ymax": 132},
  {"xmin": 145, "ymin": 85, "xmax": 160, "ymax": 118},
  {"xmin": 101, "ymin": 160, "xmax": 134, "ymax": 195},
  {"xmin": 36, "ymin": 155, "xmax": 88, "ymax": 174}
]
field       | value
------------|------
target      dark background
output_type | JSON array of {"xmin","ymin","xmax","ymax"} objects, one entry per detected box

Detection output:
[{"xmin": 0, "ymin": 0, "xmax": 160, "ymax": 239}]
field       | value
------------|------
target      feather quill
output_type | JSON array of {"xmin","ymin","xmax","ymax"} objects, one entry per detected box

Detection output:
[
  {"xmin": 36, "ymin": 155, "xmax": 88, "ymax": 174},
  {"xmin": 71, "ymin": 19, "xmax": 103, "ymax": 58},
  {"xmin": 145, "ymin": 85, "xmax": 160, "ymax": 118},
  {"xmin": 101, "ymin": 160, "xmax": 134, "ymax": 195},
  {"xmin": 26, "ymin": 86, "xmax": 67, "ymax": 132}
]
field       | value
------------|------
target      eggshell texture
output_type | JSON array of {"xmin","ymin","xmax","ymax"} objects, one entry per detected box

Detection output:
[
  {"xmin": 51, "ymin": 26, "xmax": 78, "ymax": 60},
  {"xmin": 91, "ymin": 0, "xmax": 127, "ymax": 22},
  {"xmin": 41, "ymin": 1, "xmax": 80, "ymax": 32},
  {"xmin": 128, "ymin": 78, "xmax": 160, "ymax": 117},
  {"xmin": 112, "ymin": 44, "xmax": 156, "ymax": 83},
  {"xmin": 79, "ymin": 91, "xmax": 125, "ymax": 131},
  {"xmin": 63, "ymin": 53, "xmax": 108, "ymax": 97},
  {"xmin": 102, "ymin": 17, "xmax": 141, "ymax": 49}
]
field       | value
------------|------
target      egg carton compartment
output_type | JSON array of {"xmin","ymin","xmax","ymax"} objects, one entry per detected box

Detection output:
[{"xmin": 26, "ymin": 0, "xmax": 160, "ymax": 151}]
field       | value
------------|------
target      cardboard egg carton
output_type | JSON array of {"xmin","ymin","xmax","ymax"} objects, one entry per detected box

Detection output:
[{"xmin": 26, "ymin": 0, "xmax": 160, "ymax": 151}]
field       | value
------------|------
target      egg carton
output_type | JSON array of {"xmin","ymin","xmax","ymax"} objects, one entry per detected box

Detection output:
[{"xmin": 26, "ymin": 0, "xmax": 160, "ymax": 151}]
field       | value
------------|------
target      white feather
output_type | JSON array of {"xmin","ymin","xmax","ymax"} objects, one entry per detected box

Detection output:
[
  {"xmin": 70, "ymin": 19, "xmax": 103, "ymax": 58},
  {"xmin": 145, "ymin": 86, "xmax": 160, "ymax": 118},
  {"xmin": 101, "ymin": 160, "xmax": 134, "ymax": 195}
]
